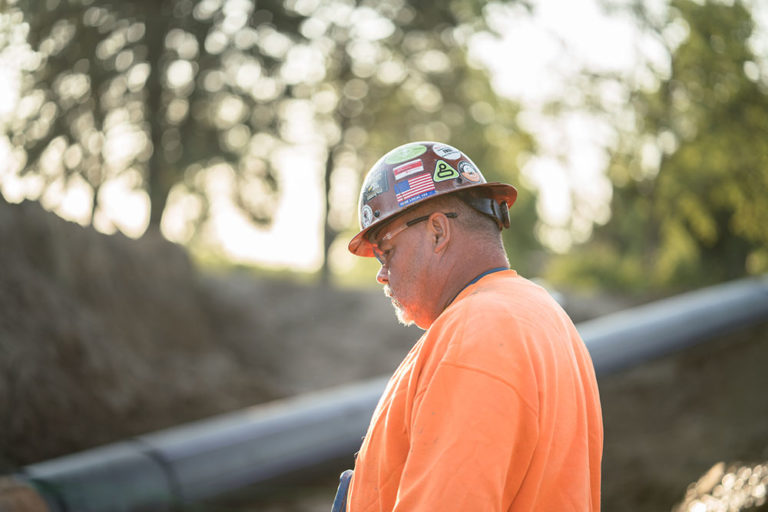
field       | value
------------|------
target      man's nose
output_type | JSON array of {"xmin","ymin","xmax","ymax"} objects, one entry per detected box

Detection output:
[{"xmin": 376, "ymin": 265, "xmax": 388, "ymax": 285}]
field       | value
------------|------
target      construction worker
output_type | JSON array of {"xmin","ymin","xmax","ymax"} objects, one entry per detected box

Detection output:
[{"xmin": 334, "ymin": 141, "xmax": 603, "ymax": 511}]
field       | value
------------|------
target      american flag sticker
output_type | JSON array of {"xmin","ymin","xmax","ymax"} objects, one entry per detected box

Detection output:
[
  {"xmin": 394, "ymin": 173, "xmax": 436, "ymax": 207},
  {"xmin": 393, "ymin": 159, "xmax": 424, "ymax": 181}
]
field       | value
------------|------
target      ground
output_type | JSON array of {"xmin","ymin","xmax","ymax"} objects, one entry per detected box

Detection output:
[{"xmin": 0, "ymin": 196, "xmax": 766, "ymax": 511}]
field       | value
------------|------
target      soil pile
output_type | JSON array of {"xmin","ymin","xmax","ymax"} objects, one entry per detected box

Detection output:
[{"xmin": 0, "ymin": 196, "xmax": 419, "ymax": 470}]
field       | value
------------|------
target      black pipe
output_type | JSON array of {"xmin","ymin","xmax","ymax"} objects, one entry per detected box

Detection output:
[
  {"xmin": 19, "ymin": 378, "xmax": 389, "ymax": 511},
  {"xmin": 579, "ymin": 275, "xmax": 768, "ymax": 374},
  {"xmin": 14, "ymin": 276, "xmax": 768, "ymax": 511}
]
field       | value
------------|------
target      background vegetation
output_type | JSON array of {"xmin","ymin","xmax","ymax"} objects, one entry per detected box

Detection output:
[
  {"xmin": 546, "ymin": 0, "xmax": 768, "ymax": 292},
  {"xmin": 3, "ymin": 0, "xmax": 766, "ymax": 290}
]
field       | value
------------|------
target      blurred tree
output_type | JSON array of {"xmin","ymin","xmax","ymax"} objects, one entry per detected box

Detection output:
[
  {"xmin": 4, "ymin": 0, "xmax": 541, "ymax": 282},
  {"xmin": 5, "ymin": 0, "xmax": 307, "ymax": 234},
  {"xmin": 301, "ymin": 0, "xmax": 540, "ymax": 283},
  {"xmin": 548, "ymin": 0, "xmax": 768, "ymax": 292}
]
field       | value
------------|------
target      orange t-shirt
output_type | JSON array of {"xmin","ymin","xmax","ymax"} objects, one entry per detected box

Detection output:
[{"xmin": 346, "ymin": 270, "xmax": 603, "ymax": 511}]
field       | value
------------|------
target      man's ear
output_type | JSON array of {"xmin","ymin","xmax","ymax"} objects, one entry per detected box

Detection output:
[{"xmin": 427, "ymin": 213, "xmax": 452, "ymax": 254}]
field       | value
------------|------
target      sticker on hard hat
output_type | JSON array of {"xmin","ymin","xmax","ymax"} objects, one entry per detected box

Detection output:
[
  {"xmin": 393, "ymin": 159, "xmax": 424, "ymax": 181},
  {"xmin": 432, "ymin": 143, "xmax": 462, "ymax": 160},
  {"xmin": 433, "ymin": 160, "xmax": 460, "ymax": 182},
  {"xmin": 459, "ymin": 161, "xmax": 482, "ymax": 182},
  {"xmin": 361, "ymin": 205, "xmax": 374, "ymax": 228},
  {"xmin": 395, "ymin": 173, "xmax": 436, "ymax": 207},
  {"xmin": 384, "ymin": 144, "xmax": 428, "ymax": 164},
  {"xmin": 363, "ymin": 168, "xmax": 389, "ymax": 202}
]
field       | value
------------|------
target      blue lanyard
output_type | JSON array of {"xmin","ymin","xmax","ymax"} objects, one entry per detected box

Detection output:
[
  {"xmin": 465, "ymin": 266, "xmax": 509, "ymax": 288},
  {"xmin": 444, "ymin": 266, "xmax": 509, "ymax": 309}
]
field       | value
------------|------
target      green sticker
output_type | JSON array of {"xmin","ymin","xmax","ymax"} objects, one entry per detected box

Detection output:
[
  {"xmin": 433, "ymin": 160, "xmax": 459, "ymax": 182},
  {"xmin": 384, "ymin": 144, "xmax": 428, "ymax": 164}
]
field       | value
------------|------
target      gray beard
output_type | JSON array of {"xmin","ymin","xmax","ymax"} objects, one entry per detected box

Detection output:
[{"xmin": 384, "ymin": 285, "xmax": 413, "ymax": 327}]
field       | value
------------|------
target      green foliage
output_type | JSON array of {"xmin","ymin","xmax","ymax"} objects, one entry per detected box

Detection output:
[{"xmin": 548, "ymin": 0, "xmax": 768, "ymax": 292}]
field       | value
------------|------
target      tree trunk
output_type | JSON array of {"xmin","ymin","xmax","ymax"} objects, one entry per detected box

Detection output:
[
  {"xmin": 320, "ymin": 147, "xmax": 338, "ymax": 286},
  {"xmin": 319, "ymin": 48, "xmax": 354, "ymax": 286},
  {"xmin": 143, "ymin": 2, "xmax": 171, "ymax": 231}
]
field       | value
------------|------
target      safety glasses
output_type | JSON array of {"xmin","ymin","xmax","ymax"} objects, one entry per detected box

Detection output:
[{"xmin": 371, "ymin": 212, "xmax": 458, "ymax": 266}]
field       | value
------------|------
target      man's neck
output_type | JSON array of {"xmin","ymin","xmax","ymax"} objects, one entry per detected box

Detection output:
[{"xmin": 428, "ymin": 250, "xmax": 509, "ymax": 326}]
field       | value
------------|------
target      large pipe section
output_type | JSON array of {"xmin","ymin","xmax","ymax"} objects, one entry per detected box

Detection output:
[
  {"xmin": 579, "ymin": 275, "xmax": 768, "ymax": 374},
  {"xmin": 578, "ymin": 276, "xmax": 768, "ymax": 375},
  {"xmin": 13, "ymin": 276, "xmax": 768, "ymax": 511},
  {"xmin": 17, "ymin": 377, "xmax": 390, "ymax": 511}
]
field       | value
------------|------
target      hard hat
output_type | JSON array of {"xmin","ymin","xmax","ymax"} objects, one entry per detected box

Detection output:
[{"xmin": 348, "ymin": 141, "xmax": 518, "ymax": 257}]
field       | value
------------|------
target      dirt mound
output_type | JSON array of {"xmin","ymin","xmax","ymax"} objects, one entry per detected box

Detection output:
[
  {"xmin": 0, "ymin": 197, "xmax": 259, "ymax": 467},
  {"xmin": 599, "ymin": 322, "xmax": 768, "ymax": 511},
  {"xmin": 0, "ymin": 197, "xmax": 417, "ymax": 470}
]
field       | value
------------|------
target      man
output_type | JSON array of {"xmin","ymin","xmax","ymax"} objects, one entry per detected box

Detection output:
[{"xmin": 338, "ymin": 141, "xmax": 603, "ymax": 511}]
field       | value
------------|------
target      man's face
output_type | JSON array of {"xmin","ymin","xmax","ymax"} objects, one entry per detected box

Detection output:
[{"xmin": 371, "ymin": 213, "xmax": 433, "ymax": 328}]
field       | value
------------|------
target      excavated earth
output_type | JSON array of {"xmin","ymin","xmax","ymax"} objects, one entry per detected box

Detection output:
[{"xmin": 0, "ymin": 196, "xmax": 766, "ymax": 512}]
